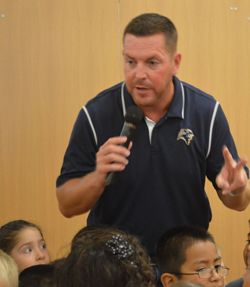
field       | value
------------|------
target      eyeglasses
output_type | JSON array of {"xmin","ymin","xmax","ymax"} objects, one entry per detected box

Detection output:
[{"xmin": 170, "ymin": 265, "xmax": 229, "ymax": 279}]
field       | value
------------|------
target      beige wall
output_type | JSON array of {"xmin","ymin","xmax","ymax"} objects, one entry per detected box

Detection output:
[{"xmin": 0, "ymin": 0, "xmax": 249, "ymax": 282}]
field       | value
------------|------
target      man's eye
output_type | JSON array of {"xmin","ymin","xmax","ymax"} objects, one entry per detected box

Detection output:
[
  {"xmin": 148, "ymin": 61, "xmax": 159, "ymax": 68},
  {"xmin": 24, "ymin": 248, "xmax": 32, "ymax": 253}
]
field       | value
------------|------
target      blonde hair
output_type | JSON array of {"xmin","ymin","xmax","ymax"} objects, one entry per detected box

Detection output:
[{"xmin": 0, "ymin": 249, "xmax": 19, "ymax": 287}]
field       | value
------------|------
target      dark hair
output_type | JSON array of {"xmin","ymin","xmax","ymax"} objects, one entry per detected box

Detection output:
[
  {"xmin": 70, "ymin": 224, "xmax": 110, "ymax": 251},
  {"xmin": 19, "ymin": 265, "xmax": 55, "ymax": 287},
  {"xmin": 155, "ymin": 226, "xmax": 215, "ymax": 278},
  {"xmin": 123, "ymin": 13, "xmax": 178, "ymax": 55},
  {"xmin": 56, "ymin": 226, "xmax": 155, "ymax": 287},
  {"xmin": 0, "ymin": 220, "xmax": 43, "ymax": 254}
]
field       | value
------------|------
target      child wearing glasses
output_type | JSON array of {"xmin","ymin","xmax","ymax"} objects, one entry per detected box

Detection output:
[{"xmin": 155, "ymin": 226, "xmax": 228, "ymax": 287}]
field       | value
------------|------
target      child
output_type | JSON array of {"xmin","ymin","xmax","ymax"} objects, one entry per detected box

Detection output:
[
  {"xmin": 226, "ymin": 219, "xmax": 250, "ymax": 287},
  {"xmin": 243, "ymin": 254, "xmax": 250, "ymax": 287},
  {"xmin": 0, "ymin": 249, "xmax": 19, "ymax": 287},
  {"xmin": 55, "ymin": 225, "xmax": 156, "ymax": 287},
  {"xmin": 155, "ymin": 225, "xmax": 229, "ymax": 287},
  {"xmin": 0, "ymin": 220, "xmax": 51, "ymax": 273}
]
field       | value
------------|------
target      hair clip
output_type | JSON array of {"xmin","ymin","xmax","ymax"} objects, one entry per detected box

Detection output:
[{"xmin": 106, "ymin": 234, "xmax": 133, "ymax": 260}]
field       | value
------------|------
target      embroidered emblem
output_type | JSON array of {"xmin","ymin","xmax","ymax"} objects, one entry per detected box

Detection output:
[{"xmin": 177, "ymin": 129, "xmax": 194, "ymax": 145}]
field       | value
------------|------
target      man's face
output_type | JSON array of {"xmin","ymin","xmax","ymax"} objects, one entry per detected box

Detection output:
[
  {"xmin": 243, "ymin": 232, "xmax": 250, "ymax": 267},
  {"xmin": 179, "ymin": 241, "xmax": 225, "ymax": 287},
  {"xmin": 123, "ymin": 33, "xmax": 181, "ymax": 112}
]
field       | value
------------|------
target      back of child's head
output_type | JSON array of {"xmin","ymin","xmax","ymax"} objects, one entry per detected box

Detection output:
[
  {"xmin": 56, "ymin": 226, "xmax": 155, "ymax": 287},
  {"xmin": 70, "ymin": 223, "xmax": 111, "ymax": 251},
  {"xmin": 0, "ymin": 220, "xmax": 43, "ymax": 254},
  {"xmin": 155, "ymin": 226, "xmax": 215, "ymax": 276},
  {"xmin": 0, "ymin": 249, "xmax": 19, "ymax": 287},
  {"xmin": 19, "ymin": 264, "xmax": 55, "ymax": 287}
]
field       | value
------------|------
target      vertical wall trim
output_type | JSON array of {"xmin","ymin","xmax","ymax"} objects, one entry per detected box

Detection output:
[{"xmin": 118, "ymin": 1, "xmax": 121, "ymax": 82}]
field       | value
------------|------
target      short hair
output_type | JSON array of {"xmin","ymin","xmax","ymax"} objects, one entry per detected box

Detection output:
[
  {"xmin": 0, "ymin": 220, "xmax": 43, "ymax": 254},
  {"xmin": 56, "ymin": 226, "xmax": 155, "ymax": 287},
  {"xmin": 123, "ymin": 13, "xmax": 178, "ymax": 55},
  {"xmin": 155, "ymin": 226, "xmax": 215, "ymax": 278},
  {"xmin": 0, "ymin": 249, "xmax": 19, "ymax": 287}
]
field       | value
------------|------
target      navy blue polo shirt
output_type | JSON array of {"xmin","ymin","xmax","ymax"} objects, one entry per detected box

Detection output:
[{"xmin": 57, "ymin": 76, "xmax": 248, "ymax": 257}]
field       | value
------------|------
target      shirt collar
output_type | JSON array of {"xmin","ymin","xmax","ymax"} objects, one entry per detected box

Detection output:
[{"xmin": 166, "ymin": 76, "xmax": 185, "ymax": 119}]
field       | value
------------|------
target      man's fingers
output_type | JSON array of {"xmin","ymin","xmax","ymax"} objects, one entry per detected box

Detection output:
[
  {"xmin": 235, "ymin": 158, "xmax": 248, "ymax": 173},
  {"xmin": 103, "ymin": 136, "xmax": 128, "ymax": 147},
  {"xmin": 222, "ymin": 146, "xmax": 235, "ymax": 166},
  {"xmin": 216, "ymin": 174, "xmax": 229, "ymax": 193},
  {"xmin": 99, "ymin": 137, "xmax": 130, "ymax": 157},
  {"xmin": 96, "ymin": 136, "xmax": 131, "ymax": 176}
]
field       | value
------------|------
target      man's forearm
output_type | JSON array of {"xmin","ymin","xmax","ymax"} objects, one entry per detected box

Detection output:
[{"xmin": 56, "ymin": 171, "xmax": 107, "ymax": 218}]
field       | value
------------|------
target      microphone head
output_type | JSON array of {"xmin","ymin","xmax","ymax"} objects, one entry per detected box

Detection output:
[{"xmin": 125, "ymin": 106, "xmax": 143, "ymax": 125}]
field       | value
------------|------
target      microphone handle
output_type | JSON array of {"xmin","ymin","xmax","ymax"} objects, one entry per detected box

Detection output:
[
  {"xmin": 120, "ymin": 122, "xmax": 136, "ymax": 148},
  {"xmin": 105, "ymin": 123, "xmax": 136, "ymax": 185}
]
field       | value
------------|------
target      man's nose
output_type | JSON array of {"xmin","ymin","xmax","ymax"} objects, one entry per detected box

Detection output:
[{"xmin": 135, "ymin": 64, "xmax": 147, "ymax": 79}]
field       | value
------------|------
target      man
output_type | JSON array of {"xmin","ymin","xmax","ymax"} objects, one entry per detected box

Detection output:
[
  {"xmin": 155, "ymin": 226, "xmax": 228, "ymax": 287},
  {"xmin": 56, "ymin": 13, "xmax": 250, "ymax": 257},
  {"xmin": 226, "ymin": 220, "xmax": 250, "ymax": 287}
]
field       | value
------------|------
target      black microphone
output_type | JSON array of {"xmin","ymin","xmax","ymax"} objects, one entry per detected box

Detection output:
[{"xmin": 105, "ymin": 105, "xmax": 143, "ymax": 185}]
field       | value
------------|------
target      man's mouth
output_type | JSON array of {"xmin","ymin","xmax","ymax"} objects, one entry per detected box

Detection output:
[{"xmin": 136, "ymin": 87, "xmax": 148, "ymax": 90}]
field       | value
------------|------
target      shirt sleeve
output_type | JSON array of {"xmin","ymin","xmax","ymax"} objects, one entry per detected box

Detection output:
[{"xmin": 56, "ymin": 108, "xmax": 98, "ymax": 187}]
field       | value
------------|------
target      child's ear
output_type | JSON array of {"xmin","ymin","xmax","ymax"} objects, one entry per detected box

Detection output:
[{"xmin": 161, "ymin": 273, "xmax": 179, "ymax": 287}]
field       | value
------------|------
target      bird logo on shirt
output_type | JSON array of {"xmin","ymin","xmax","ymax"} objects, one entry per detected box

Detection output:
[{"xmin": 177, "ymin": 129, "xmax": 194, "ymax": 146}]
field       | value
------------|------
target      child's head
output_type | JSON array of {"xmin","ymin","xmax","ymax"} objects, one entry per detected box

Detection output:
[
  {"xmin": 19, "ymin": 264, "xmax": 55, "ymax": 287},
  {"xmin": 243, "ymin": 254, "xmax": 250, "ymax": 287},
  {"xmin": 0, "ymin": 220, "xmax": 51, "ymax": 273},
  {"xmin": 0, "ymin": 249, "xmax": 19, "ymax": 287},
  {"xmin": 155, "ymin": 226, "xmax": 228, "ymax": 287},
  {"xmin": 243, "ymin": 220, "xmax": 250, "ymax": 267},
  {"xmin": 56, "ymin": 226, "xmax": 155, "ymax": 287},
  {"xmin": 70, "ymin": 223, "xmax": 111, "ymax": 251}
]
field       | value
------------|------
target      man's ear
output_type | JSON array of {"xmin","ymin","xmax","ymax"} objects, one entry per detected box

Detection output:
[
  {"xmin": 161, "ymin": 273, "xmax": 179, "ymax": 287},
  {"xmin": 172, "ymin": 52, "xmax": 182, "ymax": 76}
]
